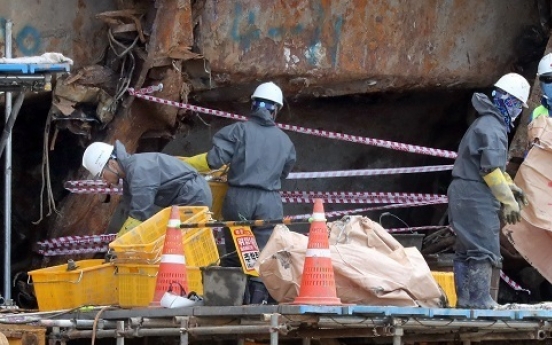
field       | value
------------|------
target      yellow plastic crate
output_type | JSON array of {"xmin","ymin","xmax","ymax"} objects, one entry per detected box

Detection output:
[
  {"xmin": 431, "ymin": 271, "xmax": 457, "ymax": 307},
  {"xmin": 109, "ymin": 206, "xmax": 219, "ymax": 266},
  {"xmin": 209, "ymin": 180, "xmax": 228, "ymax": 221},
  {"xmin": 111, "ymin": 227, "xmax": 219, "ymax": 267},
  {"xmin": 28, "ymin": 259, "xmax": 117, "ymax": 311},
  {"xmin": 116, "ymin": 264, "xmax": 203, "ymax": 307},
  {"xmin": 111, "ymin": 206, "xmax": 210, "ymax": 247}
]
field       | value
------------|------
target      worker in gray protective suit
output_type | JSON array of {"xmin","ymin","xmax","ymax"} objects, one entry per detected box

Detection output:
[
  {"xmin": 448, "ymin": 73, "xmax": 530, "ymax": 309},
  {"xmin": 185, "ymin": 82, "xmax": 296, "ymax": 304},
  {"xmin": 82, "ymin": 140, "xmax": 213, "ymax": 235}
]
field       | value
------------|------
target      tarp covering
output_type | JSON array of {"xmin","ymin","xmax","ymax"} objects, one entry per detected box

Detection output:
[
  {"xmin": 258, "ymin": 216, "xmax": 444, "ymax": 307},
  {"xmin": 503, "ymin": 115, "xmax": 552, "ymax": 284}
]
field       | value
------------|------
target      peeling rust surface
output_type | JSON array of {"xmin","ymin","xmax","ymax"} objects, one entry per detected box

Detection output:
[
  {"xmin": 0, "ymin": 0, "xmax": 116, "ymax": 67},
  {"xmin": 151, "ymin": 0, "xmax": 194, "ymax": 57},
  {"xmin": 195, "ymin": 0, "xmax": 539, "ymax": 97}
]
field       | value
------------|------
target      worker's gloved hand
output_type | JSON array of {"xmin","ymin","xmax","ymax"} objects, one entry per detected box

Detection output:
[
  {"xmin": 181, "ymin": 153, "xmax": 210, "ymax": 173},
  {"xmin": 501, "ymin": 203, "xmax": 522, "ymax": 225},
  {"xmin": 117, "ymin": 216, "xmax": 142, "ymax": 237},
  {"xmin": 483, "ymin": 168, "xmax": 521, "ymax": 225},
  {"xmin": 502, "ymin": 172, "xmax": 529, "ymax": 209}
]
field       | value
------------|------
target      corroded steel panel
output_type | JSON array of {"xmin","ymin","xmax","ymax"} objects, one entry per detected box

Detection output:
[
  {"xmin": 0, "ymin": 0, "xmax": 116, "ymax": 68},
  {"xmin": 152, "ymin": 0, "xmax": 194, "ymax": 56},
  {"xmin": 197, "ymin": 0, "xmax": 539, "ymax": 96}
]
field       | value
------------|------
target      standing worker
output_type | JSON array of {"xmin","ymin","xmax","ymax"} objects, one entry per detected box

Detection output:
[
  {"xmin": 82, "ymin": 140, "xmax": 213, "ymax": 235},
  {"xmin": 448, "ymin": 73, "xmax": 530, "ymax": 309},
  {"xmin": 529, "ymin": 53, "xmax": 552, "ymax": 123},
  {"xmin": 185, "ymin": 81, "xmax": 296, "ymax": 304}
]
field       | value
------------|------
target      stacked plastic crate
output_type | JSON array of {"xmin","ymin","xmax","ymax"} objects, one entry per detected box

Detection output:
[{"xmin": 109, "ymin": 206, "xmax": 219, "ymax": 307}]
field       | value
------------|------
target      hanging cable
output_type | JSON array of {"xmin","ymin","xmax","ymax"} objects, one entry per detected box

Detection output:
[{"xmin": 33, "ymin": 110, "xmax": 60, "ymax": 225}]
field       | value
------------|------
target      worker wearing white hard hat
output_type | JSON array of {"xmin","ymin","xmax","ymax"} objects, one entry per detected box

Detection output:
[
  {"xmin": 82, "ymin": 140, "xmax": 212, "ymax": 236},
  {"xmin": 531, "ymin": 53, "xmax": 552, "ymax": 123},
  {"xmin": 447, "ymin": 72, "xmax": 530, "ymax": 309},
  {"xmin": 184, "ymin": 82, "xmax": 296, "ymax": 305}
]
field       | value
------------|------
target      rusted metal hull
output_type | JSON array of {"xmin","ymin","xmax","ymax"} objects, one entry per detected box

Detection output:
[{"xmin": 193, "ymin": 0, "xmax": 539, "ymax": 100}]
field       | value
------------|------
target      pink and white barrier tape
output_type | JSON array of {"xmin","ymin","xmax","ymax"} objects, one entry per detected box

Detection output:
[
  {"xmin": 500, "ymin": 271, "xmax": 531, "ymax": 294},
  {"xmin": 66, "ymin": 164, "xmax": 452, "ymax": 188},
  {"xmin": 66, "ymin": 187, "xmax": 123, "ymax": 195},
  {"xmin": 37, "ymin": 234, "xmax": 117, "ymax": 249},
  {"xmin": 287, "ymin": 165, "xmax": 453, "ymax": 179},
  {"xmin": 127, "ymin": 90, "xmax": 457, "ymax": 159},
  {"xmin": 287, "ymin": 199, "xmax": 448, "ymax": 220},
  {"xmin": 37, "ymin": 245, "xmax": 109, "ymax": 257}
]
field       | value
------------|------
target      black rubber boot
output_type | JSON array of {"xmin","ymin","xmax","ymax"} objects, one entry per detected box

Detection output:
[
  {"xmin": 467, "ymin": 260, "xmax": 498, "ymax": 309},
  {"xmin": 453, "ymin": 259, "xmax": 470, "ymax": 308},
  {"xmin": 243, "ymin": 279, "xmax": 276, "ymax": 305}
]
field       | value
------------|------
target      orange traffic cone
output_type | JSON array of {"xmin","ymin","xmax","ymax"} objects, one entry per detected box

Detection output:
[
  {"xmin": 292, "ymin": 198, "xmax": 342, "ymax": 305},
  {"xmin": 151, "ymin": 206, "xmax": 189, "ymax": 306}
]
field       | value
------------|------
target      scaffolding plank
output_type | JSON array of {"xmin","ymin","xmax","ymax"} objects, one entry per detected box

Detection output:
[
  {"xmin": 427, "ymin": 308, "xmax": 471, "ymax": 318},
  {"xmin": 0, "ymin": 63, "xmax": 71, "ymax": 74},
  {"xmin": 351, "ymin": 306, "xmax": 431, "ymax": 317},
  {"xmin": 516, "ymin": 309, "xmax": 552, "ymax": 320},
  {"xmin": 279, "ymin": 305, "xmax": 344, "ymax": 315},
  {"xmin": 470, "ymin": 309, "xmax": 517, "ymax": 320},
  {"xmin": 193, "ymin": 305, "xmax": 279, "ymax": 316}
]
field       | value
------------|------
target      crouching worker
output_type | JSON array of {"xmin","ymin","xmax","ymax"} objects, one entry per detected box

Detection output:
[
  {"xmin": 448, "ymin": 73, "xmax": 530, "ymax": 309},
  {"xmin": 185, "ymin": 82, "xmax": 296, "ymax": 305},
  {"xmin": 82, "ymin": 140, "xmax": 213, "ymax": 236}
]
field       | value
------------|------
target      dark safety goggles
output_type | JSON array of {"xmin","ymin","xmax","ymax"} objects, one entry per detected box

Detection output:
[{"xmin": 539, "ymin": 75, "xmax": 552, "ymax": 84}]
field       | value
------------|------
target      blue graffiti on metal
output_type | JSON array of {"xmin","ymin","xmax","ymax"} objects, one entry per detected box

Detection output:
[
  {"xmin": 230, "ymin": 2, "xmax": 342, "ymax": 67},
  {"xmin": 0, "ymin": 18, "xmax": 41, "ymax": 56}
]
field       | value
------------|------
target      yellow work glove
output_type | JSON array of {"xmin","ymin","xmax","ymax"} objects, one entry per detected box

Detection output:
[
  {"xmin": 181, "ymin": 153, "xmax": 210, "ymax": 173},
  {"xmin": 483, "ymin": 168, "xmax": 521, "ymax": 225},
  {"xmin": 502, "ymin": 172, "xmax": 529, "ymax": 209},
  {"xmin": 118, "ymin": 216, "xmax": 142, "ymax": 237}
]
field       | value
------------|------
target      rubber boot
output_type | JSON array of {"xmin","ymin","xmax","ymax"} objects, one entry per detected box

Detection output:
[
  {"xmin": 453, "ymin": 259, "xmax": 470, "ymax": 308},
  {"xmin": 467, "ymin": 260, "xmax": 499, "ymax": 309},
  {"xmin": 243, "ymin": 278, "xmax": 277, "ymax": 305}
]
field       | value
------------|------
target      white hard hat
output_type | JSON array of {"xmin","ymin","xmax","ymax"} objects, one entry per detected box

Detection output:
[
  {"xmin": 251, "ymin": 82, "xmax": 283, "ymax": 108},
  {"xmin": 538, "ymin": 53, "xmax": 552, "ymax": 77},
  {"xmin": 494, "ymin": 73, "xmax": 530, "ymax": 108},
  {"xmin": 82, "ymin": 142, "xmax": 114, "ymax": 178}
]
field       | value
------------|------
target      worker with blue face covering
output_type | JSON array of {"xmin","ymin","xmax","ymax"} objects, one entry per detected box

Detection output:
[
  {"xmin": 448, "ymin": 73, "xmax": 530, "ymax": 309},
  {"xmin": 530, "ymin": 53, "xmax": 552, "ymax": 122}
]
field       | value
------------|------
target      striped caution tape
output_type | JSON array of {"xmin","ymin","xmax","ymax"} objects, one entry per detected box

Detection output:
[
  {"xmin": 37, "ymin": 244, "xmax": 109, "ymax": 257},
  {"xmin": 127, "ymin": 90, "xmax": 458, "ymax": 159},
  {"xmin": 64, "ymin": 180, "xmax": 113, "ymax": 188},
  {"xmin": 500, "ymin": 271, "xmax": 531, "ymax": 294},
  {"xmin": 65, "ymin": 187, "xmax": 123, "ymax": 195},
  {"xmin": 287, "ymin": 165, "xmax": 454, "ymax": 179},
  {"xmin": 287, "ymin": 199, "xmax": 448, "ymax": 220},
  {"xmin": 37, "ymin": 234, "xmax": 117, "ymax": 250},
  {"xmin": 65, "ymin": 164, "xmax": 452, "ymax": 188}
]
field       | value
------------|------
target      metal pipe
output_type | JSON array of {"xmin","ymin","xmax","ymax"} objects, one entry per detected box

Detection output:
[
  {"xmin": 392, "ymin": 327, "xmax": 403, "ymax": 345},
  {"xmin": 3, "ymin": 19, "xmax": 13, "ymax": 302},
  {"xmin": 116, "ymin": 321, "xmax": 124, "ymax": 345},
  {"xmin": 180, "ymin": 318, "xmax": 188, "ymax": 345},
  {"xmin": 39, "ymin": 319, "xmax": 118, "ymax": 329},
  {"xmin": 270, "ymin": 313, "xmax": 279, "ymax": 345},
  {"xmin": 65, "ymin": 325, "xmax": 284, "ymax": 339},
  {"xmin": 0, "ymin": 92, "xmax": 25, "ymax": 157}
]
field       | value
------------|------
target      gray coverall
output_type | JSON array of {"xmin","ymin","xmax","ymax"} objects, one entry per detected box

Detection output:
[
  {"xmin": 114, "ymin": 141, "xmax": 213, "ymax": 221},
  {"xmin": 206, "ymin": 108, "xmax": 296, "ymax": 267},
  {"xmin": 447, "ymin": 93, "xmax": 507, "ymax": 267}
]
